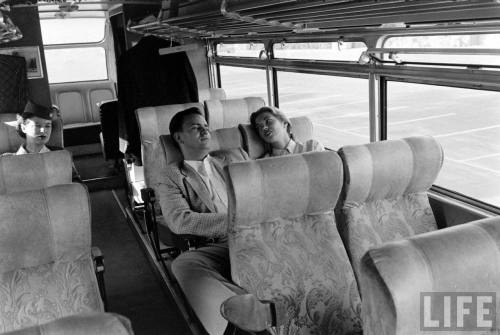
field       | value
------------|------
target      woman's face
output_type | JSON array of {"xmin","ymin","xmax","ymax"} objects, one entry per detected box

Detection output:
[
  {"xmin": 254, "ymin": 112, "xmax": 289, "ymax": 145},
  {"xmin": 21, "ymin": 116, "xmax": 52, "ymax": 146}
]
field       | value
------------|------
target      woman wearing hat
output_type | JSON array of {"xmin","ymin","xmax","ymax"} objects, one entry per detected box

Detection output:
[
  {"xmin": 15, "ymin": 100, "xmax": 54, "ymax": 154},
  {"xmin": 7, "ymin": 101, "xmax": 82, "ymax": 182}
]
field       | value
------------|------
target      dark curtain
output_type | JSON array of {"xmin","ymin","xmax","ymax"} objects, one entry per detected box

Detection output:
[
  {"xmin": 117, "ymin": 36, "xmax": 199, "ymax": 163},
  {"xmin": 0, "ymin": 54, "xmax": 27, "ymax": 114}
]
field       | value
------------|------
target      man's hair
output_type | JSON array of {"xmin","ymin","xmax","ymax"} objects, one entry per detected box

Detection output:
[{"xmin": 169, "ymin": 107, "xmax": 204, "ymax": 146}]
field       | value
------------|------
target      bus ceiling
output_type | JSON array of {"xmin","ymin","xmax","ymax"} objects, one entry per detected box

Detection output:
[{"xmin": 7, "ymin": 0, "xmax": 500, "ymax": 39}]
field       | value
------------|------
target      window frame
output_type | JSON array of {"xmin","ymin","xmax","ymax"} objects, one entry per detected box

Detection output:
[{"xmin": 41, "ymin": 17, "xmax": 112, "ymax": 84}]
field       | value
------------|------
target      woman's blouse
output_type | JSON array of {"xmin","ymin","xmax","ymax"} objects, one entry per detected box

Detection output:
[{"xmin": 264, "ymin": 139, "xmax": 324, "ymax": 157}]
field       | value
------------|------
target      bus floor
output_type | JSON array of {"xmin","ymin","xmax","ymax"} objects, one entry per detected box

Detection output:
[{"xmin": 89, "ymin": 186, "xmax": 192, "ymax": 334}]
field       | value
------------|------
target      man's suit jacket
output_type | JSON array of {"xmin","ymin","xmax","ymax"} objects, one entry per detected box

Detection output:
[{"xmin": 157, "ymin": 148, "xmax": 249, "ymax": 239}]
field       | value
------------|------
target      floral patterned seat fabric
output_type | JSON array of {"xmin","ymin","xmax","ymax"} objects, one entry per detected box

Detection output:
[
  {"xmin": 226, "ymin": 151, "xmax": 362, "ymax": 335},
  {"xmin": 0, "ymin": 150, "xmax": 72, "ymax": 194},
  {"xmin": 337, "ymin": 136, "xmax": 444, "ymax": 285},
  {"xmin": 0, "ymin": 184, "xmax": 103, "ymax": 332}
]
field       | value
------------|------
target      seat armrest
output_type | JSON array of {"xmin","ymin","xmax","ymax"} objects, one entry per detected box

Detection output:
[
  {"xmin": 140, "ymin": 187, "xmax": 155, "ymax": 204},
  {"xmin": 91, "ymin": 246, "xmax": 107, "ymax": 311},
  {"xmin": 91, "ymin": 246, "xmax": 104, "ymax": 272}
]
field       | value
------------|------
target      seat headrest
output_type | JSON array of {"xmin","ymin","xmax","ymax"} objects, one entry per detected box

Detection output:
[
  {"xmin": 339, "ymin": 136, "xmax": 443, "ymax": 204},
  {"xmin": 0, "ymin": 113, "xmax": 64, "ymax": 154},
  {"xmin": 226, "ymin": 151, "xmax": 343, "ymax": 226},
  {"xmin": 198, "ymin": 88, "xmax": 226, "ymax": 102},
  {"xmin": 210, "ymin": 127, "xmax": 243, "ymax": 151},
  {"xmin": 160, "ymin": 126, "xmax": 244, "ymax": 165},
  {"xmin": 160, "ymin": 135, "xmax": 183, "ymax": 165},
  {"xmin": 240, "ymin": 116, "xmax": 314, "ymax": 159},
  {"xmin": 135, "ymin": 102, "xmax": 204, "ymax": 143},
  {"xmin": 0, "ymin": 150, "xmax": 73, "ymax": 194},
  {"xmin": 0, "ymin": 183, "xmax": 91, "ymax": 273},
  {"xmin": 136, "ymin": 102, "xmax": 204, "ymax": 188},
  {"xmin": 205, "ymin": 97, "xmax": 265, "ymax": 130},
  {"xmin": 361, "ymin": 216, "xmax": 500, "ymax": 334}
]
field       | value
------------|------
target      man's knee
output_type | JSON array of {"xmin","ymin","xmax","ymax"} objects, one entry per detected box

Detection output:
[{"xmin": 171, "ymin": 252, "xmax": 201, "ymax": 280}]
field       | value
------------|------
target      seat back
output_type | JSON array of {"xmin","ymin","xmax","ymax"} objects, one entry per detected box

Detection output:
[
  {"xmin": 135, "ymin": 103, "xmax": 204, "ymax": 190},
  {"xmin": 240, "ymin": 116, "xmax": 314, "ymax": 159},
  {"xmin": 204, "ymin": 97, "xmax": 265, "ymax": 130},
  {"xmin": 0, "ymin": 113, "xmax": 64, "ymax": 154},
  {"xmin": 98, "ymin": 100, "xmax": 121, "ymax": 161},
  {"xmin": 0, "ymin": 150, "xmax": 72, "ymax": 194},
  {"xmin": 226, "ymin": 151, "xmax": 362, "ymax": 335},
  {"xmin": 361, "ymin": 216, "xmax": 500, "ymax": 335},
  {"xmin": 160, "ymin": 126, "xmax": 243, "ymax": 165},
  {"xmin": 198, "ymin": 87, "xmax": 226, "ymax": 102},
  {"xmin": 0, "ymin": 184, "xmax": 103, "ymax": 332},
  {"xmin": 337, "ymin": 136, "xmax": 443, "ymax": 283}
]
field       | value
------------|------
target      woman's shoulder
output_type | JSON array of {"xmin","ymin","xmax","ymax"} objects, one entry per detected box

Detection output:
[{"xmin": 302, "ymin": 138, "xmax": 325, "ymax": 152}]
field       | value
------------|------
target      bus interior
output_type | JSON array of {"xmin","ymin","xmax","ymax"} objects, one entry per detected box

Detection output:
[{"xmin": 1, "ymin": 0, "xmax": 500, "ymax": 334}]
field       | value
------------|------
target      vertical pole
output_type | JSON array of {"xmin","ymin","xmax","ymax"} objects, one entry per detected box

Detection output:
[
  {"xmin": 379, "ymin": 77, "xmax": 387, "ymax": 140},
  {"xmin": 368, "ymin": 72, "xmax": 379, "ymax": 142},
  {"xmin": 266, "ymin": 65, "xmax": 273, "ymax": 106}
]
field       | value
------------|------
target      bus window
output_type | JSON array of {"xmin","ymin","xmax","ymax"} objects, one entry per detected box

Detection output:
[
  {"xmin": 216, "ymin": 43, "xmax": 265, "ymax": 58},
  {"xmin": 41, "ymin": 18, "xmax": 105, "ymax": 45},
  {"xmin": 40, "ymin": 18, "xmax": 108, "ymax": 83},
  {"xmin": 387, "ymin": 82, "xmax": 500, "ymax": 207},
  {"xmin": 219, "ymin": 65, "xmax": 268, "ymax": 102},
  {"xmin": 44, "ymin": 47, "xmax": 108, "ymax": 83},
  {"xmin": 277, "ymin": 72, "xmax": 369, "ymax": 149},
  {"xmin": 383, "ymin": 34, "xmax": 500, "ymax": 66},
  {"xmin": 273, "ymin": 41, "xmax": 367, "ymax": 61}
]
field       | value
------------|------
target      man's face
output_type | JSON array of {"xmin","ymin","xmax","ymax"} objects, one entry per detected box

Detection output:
[
  {"xmin": 21, "ymin": 116, "xmax": 52, "ymax": 145},
  {"xmin": 176, "ymin": 113, "xmax": 211, "ymax": 151}
]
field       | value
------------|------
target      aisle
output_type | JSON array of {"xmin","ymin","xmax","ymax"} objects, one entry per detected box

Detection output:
[{"xmin": 90, "ymin": 189, "xmax": 192, "ymax": 335}]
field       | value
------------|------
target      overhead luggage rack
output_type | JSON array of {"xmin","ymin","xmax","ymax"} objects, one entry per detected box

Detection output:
[{"xmin": 126, "ymin": 0, "xmax": 500, "ymax": 41}]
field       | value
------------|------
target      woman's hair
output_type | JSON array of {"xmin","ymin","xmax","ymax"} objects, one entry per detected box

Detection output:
[
  {"xmin": 17, "ymin": 101, "xmax": 53, "ymax": 139},
  {"xmin": 250, "ymin": 106, "xmax": 294, "ymax": 140}
]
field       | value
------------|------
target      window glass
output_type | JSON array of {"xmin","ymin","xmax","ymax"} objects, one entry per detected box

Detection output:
[
  {"xmin": 277, "ymin": 72, "xmax": 369, "ymax": 149},
  {"xmin": 383, "ymin": 34, "xmax": 500, "ymax": 66},
  {"xmin": 45, "ymin": 47, "xmax": 108, "ymax": 83},
  {"xmin": 387, "ymin": 82, "xmax": 500, "ymax": 207},
  {"xmin": 273, "ymin": 41, "xmax": 367, "ymax": 61},
  {"xmin": 219, "ymin": 66, "xmax": 268, "ymax": 102},
  {"xmin": 41, "ymin": 18, "xmax": 106, "ymax": 45},
  {"xmin": 216, "ymin": 43, "xmax": 266, "ymax": 58}
]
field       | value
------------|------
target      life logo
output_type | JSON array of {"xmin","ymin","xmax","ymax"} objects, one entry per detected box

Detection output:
[{"xmin": 420, "ymin": 292, "xmax": 496, "ymax": 331}]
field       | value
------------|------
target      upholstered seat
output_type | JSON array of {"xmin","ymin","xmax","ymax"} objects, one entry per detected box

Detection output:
[
  {"xmin": 136, "ymin": 102, "xmax": 204, "ymax": 192},
  {"xmin": 239, "ymin": 116, "xmax": 315, "ymax": 159},
  {"xmin": 0, "ymin": 184, "xmax": 104, "ymax": 332},
  {"xmin": 204, "ymin": 97, "xmax": 265, "ymax": 130},
  {"xmin": 0, "ymin": 150, "xmax": 72, "ymax": 194},
  {"xmin": 337, "ymin": 136, "xmax": 444, "ymax": 284},
  {"xmin": 160, "ymin": 126, "xmax": 243, "ymax": 166},
  {"xmin": 225, "ymin": 151, "xmax": 362, "ymax": 334},
  {"xmin": 2, "ymin": 313, "xmax": 133, "ymax": 335},
  {"xmin": 360, "ymin": 216, "xmax": 500, "ymax": 335},
  {"xmin": 0, "ymin": 113, "xmax": 64, "ymax": 154},
  {"xmin": 198, "ymin": 87, "xmax": 226, "ymax": 102}
]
